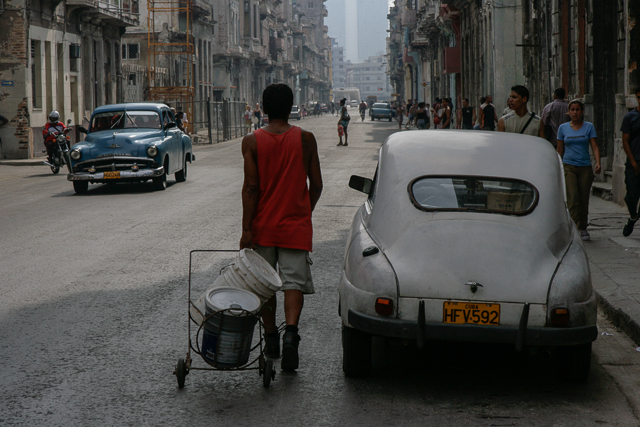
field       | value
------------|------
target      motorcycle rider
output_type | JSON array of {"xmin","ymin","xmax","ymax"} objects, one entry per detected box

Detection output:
[
  {"xmin": 43, "ymin": 111, "xmax": 67, "ymax": 164},
  {"xmin": 359, "ymin": 100, "xmax": 367, "ymax": 121}
]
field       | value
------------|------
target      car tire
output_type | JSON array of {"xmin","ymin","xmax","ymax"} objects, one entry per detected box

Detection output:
[
  {"xmin": 371, "ymin": 117, "xmax": 374, "ymax": 121},
  {"xmin": 73, "ymin": 181, "xmax": 88, "ymax": 194},
  {"xmin": 342, "ymin": 325, "xmax": 372, "ymax": 377},
  {"xmin": 153, "ymin": 158, "xmax": 168, "ymax": 191},
  {"xmin": 389, "ymin": 118, "xmax": 392, "ymax": 122},
  {"xmin": 557, "ymin": 343, "xmax": 591, "ymax": 383},
  {"xmin": 175, "ymin": 155, "xmax": 188, "ymax": 183}
]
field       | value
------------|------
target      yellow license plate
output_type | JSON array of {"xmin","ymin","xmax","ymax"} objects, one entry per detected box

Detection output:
[
  {"xmin": 443, "ymin": 301, "xmax": 500, "ymax": 325},
  {"xmin": 103, "ymin": 171, "xmax": 120, "ymax": 179}
]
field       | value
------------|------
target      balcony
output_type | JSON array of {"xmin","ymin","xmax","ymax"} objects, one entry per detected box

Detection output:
[
  {"xmin": 401, "ymin": 8, "xmax": 416, "ymax": 28},
  {"xmin": 260, "ymin": 2, "xmax": 274, "ymax": 19},
  {"xmin": 66, "ymin": 0, "xmax": 139, "ymax": 27}
]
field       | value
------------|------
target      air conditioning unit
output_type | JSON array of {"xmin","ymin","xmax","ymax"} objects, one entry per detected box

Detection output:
[{"xmin": 70, "ymin": 44, "xmax": 81, "ymax": 58}]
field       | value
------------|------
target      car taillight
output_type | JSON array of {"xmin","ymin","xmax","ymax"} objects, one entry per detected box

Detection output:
[
  {"xmin": 551, "ymin": 307, "xmax": 570, "ymax": 326},
  {"xmin": 375, "ymin": 297, "xmax": 394, "ymax": 316}
]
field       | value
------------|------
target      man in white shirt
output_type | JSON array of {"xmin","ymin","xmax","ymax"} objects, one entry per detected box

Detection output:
[{"xmin": 498, "ymin": 85, "xmax": 541, "ymax": 136}]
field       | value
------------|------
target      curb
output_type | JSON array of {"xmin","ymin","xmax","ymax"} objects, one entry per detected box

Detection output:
[
  {"xmin": 596, "ymin": 290, "xmax": 640, "ymax": 346},
  {"xmin": 0, "ymin": 159, "xmax": 46, "ymax": 166}
]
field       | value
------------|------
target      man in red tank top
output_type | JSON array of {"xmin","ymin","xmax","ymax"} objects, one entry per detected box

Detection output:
[{"xmin": 241, "ymin": 84, "xmax": 323, "ymax": 371}]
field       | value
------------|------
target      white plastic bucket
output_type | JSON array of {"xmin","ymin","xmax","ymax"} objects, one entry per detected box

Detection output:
[{"xmin": 201, "ymin": 287, "xmax": 261, "ymax": 368}]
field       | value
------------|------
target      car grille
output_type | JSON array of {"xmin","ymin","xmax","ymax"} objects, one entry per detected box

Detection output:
[{"xmin": 73, "ymin": 156, "xmax": 156, "ymax": 173}]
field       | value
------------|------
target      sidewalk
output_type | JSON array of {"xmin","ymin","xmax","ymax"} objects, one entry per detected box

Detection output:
[
  {"xmin": 0, "ymin": 158, "xmax": 46, "ymax": 166},
  {"xmin": 586, "ymin": 195, "xmax": 640, "ymax": 345}
]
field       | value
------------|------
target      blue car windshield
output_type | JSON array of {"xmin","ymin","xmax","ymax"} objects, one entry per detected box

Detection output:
[
  {"xmin": 410, "ymin": 176, "xmax": 538, "ymax": 215},
  {"xmin": 90, "ymin": 110, "xmax": 162, "ymax": 132}
]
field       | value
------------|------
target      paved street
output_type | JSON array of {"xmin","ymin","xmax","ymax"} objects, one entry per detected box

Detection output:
[{"xmin": 1, "ymin": 112, "xmax": 640, "ymax": 426}]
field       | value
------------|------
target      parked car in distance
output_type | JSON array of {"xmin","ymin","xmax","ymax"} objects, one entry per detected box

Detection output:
[
  {"xmin": 350, "ymin": 100, "xmax": 359, "ymax": 108},
  {"xmin": 370, "ymin": 102, "xmax": 394, "ymax": 121},
  {"xmin": 340, "ymin": 131, "xmax": 597, "ymax": 382},
  {"xmin": 320, "ymin": 103, "xmax": 328, "ymax": 113},
  {"xmin": 290, "ymin": 106, "xmax": 301, "ymax": 120},
  {"xmin": 68, "ymin": 103, "xmax": 193, "ymax": 194}
]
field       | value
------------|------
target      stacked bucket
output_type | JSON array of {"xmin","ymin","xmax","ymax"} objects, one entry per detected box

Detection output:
[
  {"xmin": 193, "ymin": 249, "xmax": 282, "ymax": 368},
  {"xmin": 213, "ymin": 249, "xmax": 282, "ymax": 303}
]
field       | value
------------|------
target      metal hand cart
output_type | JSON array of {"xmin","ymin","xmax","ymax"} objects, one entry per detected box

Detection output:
[{"xmin": 173, "ymin": 250, "xmax": 276, "ymax": 388}]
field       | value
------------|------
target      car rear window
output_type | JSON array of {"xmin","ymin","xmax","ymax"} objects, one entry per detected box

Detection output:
[
  {"xmin": 90, "ymin": 110, "xmax": 162, "ymax": 132},
  {"xmin": 373, "ymin": 103, "xmax": 389, "ymax": 108},
  {"xmin": 409, "ymin": 176, "xmax": 538, "ymax": 215}
]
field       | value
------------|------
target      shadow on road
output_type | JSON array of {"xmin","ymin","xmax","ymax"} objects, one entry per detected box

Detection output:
[{"xmin": 50, "ymin": 181, "xmax": 178, "ymax": 197}]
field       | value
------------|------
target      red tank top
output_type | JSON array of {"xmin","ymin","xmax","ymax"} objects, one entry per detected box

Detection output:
[{"xmin": 252, "ymin": 126, "xmax": 313, "ymax": 251}]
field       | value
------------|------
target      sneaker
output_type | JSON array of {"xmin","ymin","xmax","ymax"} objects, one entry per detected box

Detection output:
[
  {"xmin": 264, "ymin": 332, "xmax": 280, "ymax": 359},
  {"xmin": 580, "ymin": 230, "xmax": 590, "ymax": 241},
  {"xmin": 281, "ymin": 331, "xmax": 300, "ymax": 371},
  {"xmin": 623, "ymin": 218, "xmax": 637, "ymax": 237}
]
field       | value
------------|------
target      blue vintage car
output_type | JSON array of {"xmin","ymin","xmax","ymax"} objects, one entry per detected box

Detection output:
[
  {"xmin": 370, "ymin": 102, "xmax": 394, "ymax": 121},
  {"xmin": 67, "ymin": 103, "xmax": 194, "ymax": 194}
]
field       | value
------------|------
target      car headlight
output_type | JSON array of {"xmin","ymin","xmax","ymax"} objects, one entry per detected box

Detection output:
[
  {"xmin": 147, "ymin": 145, "xmax": 158, "ymax": 157},
  {"xmin": 70, "ymin": 149, "xmax": 82, "ymax": 160}
]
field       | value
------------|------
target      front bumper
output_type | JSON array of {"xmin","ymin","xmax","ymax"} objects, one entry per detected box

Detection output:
[
  {"xmin": 348, "ymin": 308, "xmax": 598, "ymax": 348},
  {"xmin": 67, "ymin": 166, "xmax": 164, "ymax": 182}
]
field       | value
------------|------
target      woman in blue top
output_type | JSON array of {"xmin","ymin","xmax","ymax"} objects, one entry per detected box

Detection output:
[{"xmin": 557, "ymin": 99, "xmax": 601, "ymax": 241}]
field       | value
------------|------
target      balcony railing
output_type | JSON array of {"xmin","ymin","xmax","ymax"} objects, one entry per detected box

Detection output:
[{"xmin": 66, "ymin": 0, "xmax": 139, "ymax": 26}]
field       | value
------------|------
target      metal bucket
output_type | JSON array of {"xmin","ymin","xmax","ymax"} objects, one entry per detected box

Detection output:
[{"xmin": 201, "ymin": 287, "xmax": 261, "ymax": 368}]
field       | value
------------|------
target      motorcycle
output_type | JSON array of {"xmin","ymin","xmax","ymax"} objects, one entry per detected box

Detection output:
[{"xmin": 43, "ymin": 119, "xmax": 73, "ymax": 174}]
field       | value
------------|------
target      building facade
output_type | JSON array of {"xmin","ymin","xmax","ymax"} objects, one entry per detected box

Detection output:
[
  {"xmin": 389, "ymin": 0, "xmax": 640, "ymax": 204},
  {"xmin": 0, "ymin": 0, "xmax": 138, "ymax": 159},
  {"xmin": 345, "ymin": 55, "xmax": 392, "ymax": 101}
]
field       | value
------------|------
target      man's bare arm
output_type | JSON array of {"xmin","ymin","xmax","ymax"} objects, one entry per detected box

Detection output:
[
  {"xmin": 302, "ymin": 130, "xmax": 323, "ymax": 211},
  {"xmin": 497, "ymin": 117, "xmax": 505, "ymax": 132},
  {"xmin": 538, "ymin": 116, "xmax": 546, "ymax": 138},
  {"xmin": 240, "ymin": 134, "xmax": 260, "ymax": 249},
  {"xmin": 623, "ymin": 133, "xmax": 640, "ymax": 173}
]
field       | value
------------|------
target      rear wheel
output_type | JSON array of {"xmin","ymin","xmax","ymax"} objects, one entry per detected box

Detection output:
[
  {"xmin": 73, "ymin": 181, "xmax": 88, "ymax": 194},
  {"xmin": 51, "ymin": 164, "xmax": 60, "ymax": 174},
  {"xmin": 342, "ymin": 325, "xmax": 372, "ymax": 377},
  {"xmin": 388, "ymin": 117, "xmax": 392, "ymax": 122},
  {"xmin": 557, "ymin": 343, "xmax": 592, "ymax": 383},
  {"xmin": 175, "ymin": 155, "xmax": 188, "ymax": 183}
]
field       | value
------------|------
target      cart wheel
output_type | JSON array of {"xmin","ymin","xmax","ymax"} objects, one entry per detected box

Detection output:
[
  {"xmin": 263, "ymin": 358, "xmax": 274, "ymax": 388},
  {"xmin": 175, "ymin": 358, "xmax": 188, "ymax": 389}
]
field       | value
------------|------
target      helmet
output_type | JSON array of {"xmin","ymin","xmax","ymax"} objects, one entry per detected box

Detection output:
[{"xmin": 49, "ymin": 111, "xmax": 60, "ymax": 122}]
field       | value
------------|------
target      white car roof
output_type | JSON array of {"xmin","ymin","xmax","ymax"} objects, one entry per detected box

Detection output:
[{"xmin": 369, "ymin": 130, "xmax": 573, "ymax": 259}]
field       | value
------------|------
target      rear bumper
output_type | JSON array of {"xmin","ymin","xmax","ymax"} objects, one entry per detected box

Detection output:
[
  {"xmin": 67, "ymin": 166, "xmax": 164, "ymax": 182},
  {"xmin": 348, "ymin": 308, "xmax": 598, "ymax": 347}
]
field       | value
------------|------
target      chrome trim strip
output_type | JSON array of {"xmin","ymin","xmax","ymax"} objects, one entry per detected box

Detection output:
[
  {"xmin": 67, "ymin": 166, "xmax": 164, "ymax": 181},
  {"xmin": 74, "ymin": 156, "xmax": 152, "ymax": 167}
]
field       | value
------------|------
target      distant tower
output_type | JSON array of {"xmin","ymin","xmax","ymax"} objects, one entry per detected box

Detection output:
[
  {"xmin": 356, "ymin": 0, "xmax": 388, "ymax": 61},
  {"xmin": 325, "ymin": 0, "xmax": 359, "ymax": 63}
]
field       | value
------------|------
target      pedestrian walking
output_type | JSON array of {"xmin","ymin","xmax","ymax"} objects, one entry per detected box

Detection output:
[
  {"xmin": 620, "ymin": 84, "xmax": 640, "ymax": 236},
  {"xmin": 539, "ymin": 88, "xmax": 570, "ymax": 147},
  {"xmin": 243, "ymin": 105, "xmax": 253, "ymax": 135},
  {"xmin": 479, "ymin": 95, "xmax": 498, "ymax": 131},
  {"xmin": 406, "ymin": 100, "xmax": 418, "ymax": 128},
  {"xmin": 337, "ymin": 98, "xmax": 350, "ymax": 146},
  {"xmin": 498, "ymin": 85, "xmax": 541, "ymax": 136},
  {"xmin": 439, "ymin": 98, "xmax": 453, "ymax": 129},
  {"xmin": 396, "ymin": 102, "xmax": 405, "ymax": 129},
  {"xmin": 557, "ymin": 99, "xmax": 601, "ymax": 241},
  {"xmin": 458, "ymin": 98, "xmax": 476, "ymax": 129},
  {"xmin": 415, "ymin": 102, "xmax": 430, "ymax": 129},
  {"xmin": 240, "ymin": 83, "xmax": 323, "ymax": 371},
  {"xmin": 473, "ymin": 97, "xmax": 485, "ymax": 130},
  {"xmin": 177, "ymin": 106, "xmax": 189, "ymax": 133},
  {"xmin": 253, "ymin": 103, "xmax": 262, "ymax": 130}
]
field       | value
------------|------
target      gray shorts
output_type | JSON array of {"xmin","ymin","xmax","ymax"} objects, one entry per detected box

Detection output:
[{"xmin": 254, "ymin": 246, "xmax": 315, "ymax": 294}]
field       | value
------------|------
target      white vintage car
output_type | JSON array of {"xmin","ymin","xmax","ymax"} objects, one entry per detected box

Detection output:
[{"xmin": 339, "ymin": 130, "xmax": 598, "ymax": 382}]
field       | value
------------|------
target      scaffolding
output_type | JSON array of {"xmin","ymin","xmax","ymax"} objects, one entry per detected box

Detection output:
[{"xmin": 147, "ymin": 0, "xmax": 194, "ymax": 124}]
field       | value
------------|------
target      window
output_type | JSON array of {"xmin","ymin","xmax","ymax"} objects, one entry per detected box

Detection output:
[
  {"xmin": 122, "ymin": 43, "xmax": 140, "ymax": 60},
  {"xmin": 409, "ymin": 176, "xmax": 538, "ymax": 215},
  {"xmin": 307, "ymin": 1, "xmax": 314, "ymax": 7},
  {"xmin": 128, "ymin": 73, "xmax": 137, "ymax": 85},
  {"xmin": 30, "ymin": 40, "xmax": 42, "ymax": 108},
  {"xmin": 90, "ymin": 110, "xmax": 162, "ymax": 132}
]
